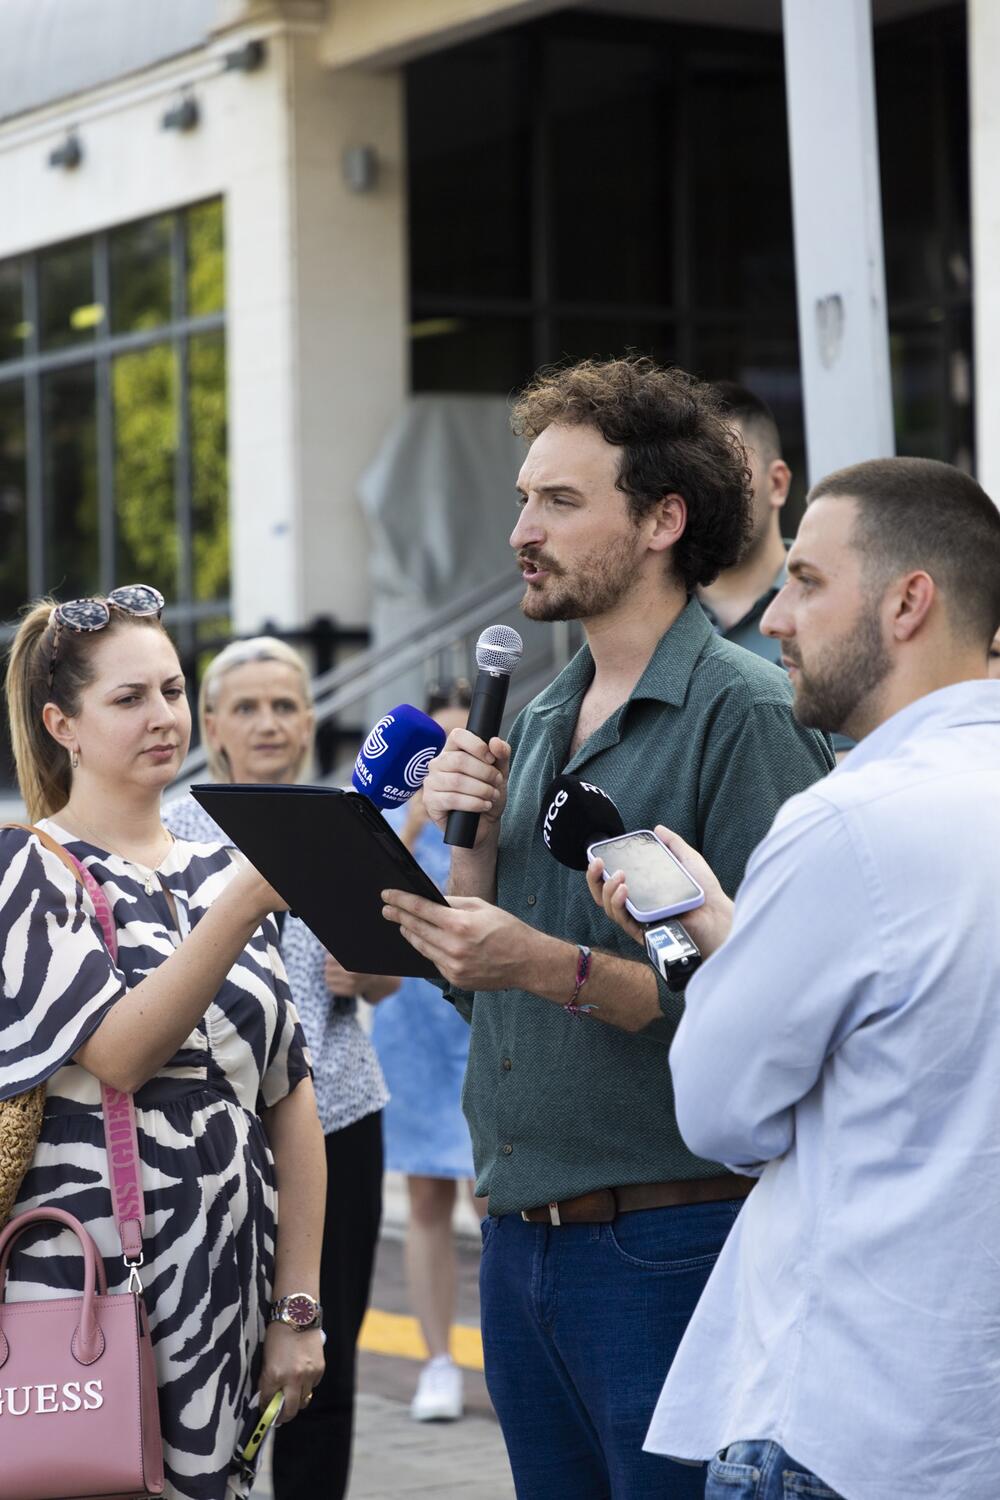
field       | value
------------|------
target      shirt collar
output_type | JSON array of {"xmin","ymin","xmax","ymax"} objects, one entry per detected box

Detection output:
[
  {"xmin": 838, "ymin": 679, "xmax": 1000, "ymax": 773},
  {"xmin": 533, "ymin": 596, "xmax": 715, "ymax": 717}
]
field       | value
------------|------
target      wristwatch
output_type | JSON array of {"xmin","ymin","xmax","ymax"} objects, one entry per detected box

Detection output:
[
  {"xmin": 644, "ymin": 920, "xmax": 702, "ymax": 993},
  {"xmin": 269, "ymin": 1292, "xmax": 323, "ymax": 1331}
]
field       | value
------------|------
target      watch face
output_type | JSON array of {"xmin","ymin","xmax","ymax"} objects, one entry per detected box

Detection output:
[{"xmin": 284, "ymin": 1294, "xmax": 317, "ymax": 1328}]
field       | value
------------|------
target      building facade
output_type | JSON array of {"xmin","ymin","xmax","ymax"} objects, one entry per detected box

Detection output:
[{"xmin": 0, "ymin": 0, "xmax": 988, "ymax": 661}]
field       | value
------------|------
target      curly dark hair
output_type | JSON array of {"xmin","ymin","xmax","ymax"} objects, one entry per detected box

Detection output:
[{"xmin": 510, "ymin": 356, "xmax": 753, "ymax": 592}]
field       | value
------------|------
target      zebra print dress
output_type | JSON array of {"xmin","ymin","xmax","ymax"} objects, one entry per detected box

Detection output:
[{"xmin": 0, "ymin": 822, "xmax": 311, "ymax": 1500}]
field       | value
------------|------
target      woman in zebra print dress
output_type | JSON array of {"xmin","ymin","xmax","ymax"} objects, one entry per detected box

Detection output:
[{"xmin": 0, "ymin": 596, "xmax": 327, "ymax": 1500}]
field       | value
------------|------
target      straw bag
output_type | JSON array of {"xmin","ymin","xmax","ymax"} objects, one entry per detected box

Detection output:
[
  {"xmin": 0, "ymin": 1083, "xmax": 45, "ymax": 1228},
  {"xmin": 0, "ymin": 827, "xmax": 77, "ymax": 1225},
  {"xmin": 0, "ymin": 825, "xmax": 165, "ymax": 1499}
]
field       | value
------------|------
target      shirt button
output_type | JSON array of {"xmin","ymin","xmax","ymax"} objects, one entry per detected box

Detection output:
[
  {"xmin": 501, "ymin": 1143, "xmax": 513, "ymax": 1156},
  {"xmin": 502, "ymin": 1058, "xmax": 512, "ymax": 1071},
  {"xmin": 526, "ymin": 894, "xmax": 537, "ymax": 907}
]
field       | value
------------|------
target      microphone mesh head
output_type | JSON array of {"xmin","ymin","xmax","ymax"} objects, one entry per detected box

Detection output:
[{"xmin": 475, "ymin": 624, "xmax": 523, "ymax": 676}]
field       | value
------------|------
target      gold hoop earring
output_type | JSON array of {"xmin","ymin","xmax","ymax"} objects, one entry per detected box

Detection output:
[{"xmin": 70, "ymin": 750, "xmax": 80, "ymax": 770}]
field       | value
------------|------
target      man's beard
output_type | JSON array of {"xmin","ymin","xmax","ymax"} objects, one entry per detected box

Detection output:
[
  {"xmin": 785, "ymin": 601, "xmax": 891, "ymax": 737},
  {"xmin": 518, "ymin": 530, "xmax": 643, "ymax": 623}
]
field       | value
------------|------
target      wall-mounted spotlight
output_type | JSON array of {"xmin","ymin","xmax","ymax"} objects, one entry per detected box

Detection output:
[
  {"xmin": 48, "ymin": 134, "xmax": 82, "ymax": 170},
  {"xmin": 161, "ymin": 96, "xmax": 199, "ymax": 132},
  {"xmin": 224, "ymin": 38, "xmax": 266, "ymax": 73},
  {"xmin": 343, "ymin": 145, "xmax": 379, "ymax": 194}
]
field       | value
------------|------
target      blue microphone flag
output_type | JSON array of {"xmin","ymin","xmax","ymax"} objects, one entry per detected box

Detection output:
[{"xmin": 352, "ymin": 704, "xmax": 447, "ymax": 809}]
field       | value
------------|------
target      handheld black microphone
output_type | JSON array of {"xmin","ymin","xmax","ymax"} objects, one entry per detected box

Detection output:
[
  {"xmin": 538, "ymin": 774, "xmax": 625, "ymax": 869},
  {"xmin": 445, "ymin": 624, "xmax": 523, "ymax": 849},
  {"xmin": 537, "ymin": 773, "xmax": 702, "ymax": 991}
]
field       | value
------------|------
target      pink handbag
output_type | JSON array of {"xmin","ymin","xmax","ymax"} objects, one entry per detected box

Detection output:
[{"xmin": 0, "ymin": 829, "xmax": 165, "ymax": 1499}]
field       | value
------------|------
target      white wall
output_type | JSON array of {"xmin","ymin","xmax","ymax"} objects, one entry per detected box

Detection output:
[{"xmin": 0, "ymin": 14, "xmax": 407, "ymax": 630}]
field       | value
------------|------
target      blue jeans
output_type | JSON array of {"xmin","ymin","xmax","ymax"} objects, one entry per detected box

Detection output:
[
  {"xmin": 706, "ymin": 1442, "xmax": 844, "ymax": 1499},
  {"xmin": 479, "ymin": 1200, "xmax": 742, "ymax": 1500}
]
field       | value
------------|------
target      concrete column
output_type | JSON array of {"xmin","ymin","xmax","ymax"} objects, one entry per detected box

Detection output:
[
  {"xmin": 287, "ymin": 34, "xmax": 407, "ymax": 632},
  {"xmin": 221, "ymin": 27, "xmax": 302, "ymax": 632},
  {"xmin": 223, "ymin": 26, "xmax": 407, "ymax": 632},
  {"xmin": 781, "ymin": 0, "xmax": 894, "ymax": 485},
  {"xmin": 969, "ymin": 0, "xmax": 1000, "ymax": 500}
]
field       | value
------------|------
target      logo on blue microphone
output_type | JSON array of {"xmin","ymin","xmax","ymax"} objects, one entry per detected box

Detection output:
[
  {"xmin": 362, "ymin": 715, "xmax": 394, "ymax": 760},
  {"xmin": 403, "ymin": 746, "xmax": 437, "ymax": 790}
]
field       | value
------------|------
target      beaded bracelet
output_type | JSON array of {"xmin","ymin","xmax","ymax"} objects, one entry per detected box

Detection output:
[{"xmin": 564, "ymin": 944, "xmax": 597, "ymax": 1018}]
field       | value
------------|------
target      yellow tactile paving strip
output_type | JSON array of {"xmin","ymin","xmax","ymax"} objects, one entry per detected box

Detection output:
[{"xmin": 359, "ymin": 1308, "xmax": 485, "ymax": 1371}]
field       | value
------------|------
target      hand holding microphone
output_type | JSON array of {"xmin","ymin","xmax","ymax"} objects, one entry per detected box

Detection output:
[
  {"xmin": 412, "ymin": 625, "xmax": 521, "ymax": 850},
  {"xmin": 538, "ymin": 775, "xmax": 715, "ymax": 987}
]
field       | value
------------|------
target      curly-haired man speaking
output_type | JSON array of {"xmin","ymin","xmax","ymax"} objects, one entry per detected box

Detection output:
[{"xmin": 382, "ymin": 358, "xmax": 834, "ymax": 1498}]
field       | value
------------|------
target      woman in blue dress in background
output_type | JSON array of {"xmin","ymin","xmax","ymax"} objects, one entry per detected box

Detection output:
[{"xmin": 371, "ymin": 686, "xmax": 485, "ymax": 1423}]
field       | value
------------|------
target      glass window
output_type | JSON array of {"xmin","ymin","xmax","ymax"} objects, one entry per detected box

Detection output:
[
  {"xmin": 890, "ymin": 324, "xmax": 941, "ymax": 459},
  {"xmin": 410, "ymin": 315, "xmax": 534, "ymax": 394},
  {"xmin": 110, "ymin": 214, "xmax": 174, "ymax": 333},
  {"xmin": 0, "ymin": 260, "xmax": 27, "ymax": 364},
  {"xmin": 0, "ymin": 380, "xmax": 29, "ymax": 620},
  {"xmin": 113, "ymin": 345, "xmax": 179, "ymax": 599},
  {"xmin": 555, "ymin": 318, "xmax": 678, "ymax": 370},
  {"xmin": 876, "ymin": 14, "xmax": 968, "ymax": 310},
  {"xmin": 39, "ymin": 237, "xmax": 102, "ymax": 349},
  {"xmin": 692, "ymin": 320, "xmax": 806, "ymax": 517},
  {"xmin": 189, "ymin": 331, "xmax": 229, "ymax": 601},
  {"xmin": 548, "ymin": 34, "xmax": 674, "ymax": 307},
  {"xmin": 42, "ymin": 365, "xmax": 99, "ymax": 598},
  {"xmin": 408, "ymin": 33, "xmax": 532, "ymax": 300},
  {"xmin": 687, "ymin": 54, "xmax": 796, "ymax": 312},
  {"xmin": 187, "ymin": 200, "xmax": 225, "ymax": 318}
]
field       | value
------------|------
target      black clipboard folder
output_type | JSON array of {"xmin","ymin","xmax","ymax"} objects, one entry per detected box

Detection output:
[{"xmin": 192, "ymin": 784, "xmax": 448, "ymax": 981}]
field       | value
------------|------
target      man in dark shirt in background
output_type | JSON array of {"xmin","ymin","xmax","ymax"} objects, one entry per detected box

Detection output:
[
  {"xmin": 382, "ymin": 357, "xmax": 833, "ymax": 1500},
  {"xmin": 700, "ymin": 381, "xmax": 853, "ymax": 760},
  {"xmin": 698, "ymin": 381, "xmax": 792, "ymax": 662}
]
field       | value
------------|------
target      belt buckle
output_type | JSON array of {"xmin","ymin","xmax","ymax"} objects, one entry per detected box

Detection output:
[{"xmin": 520, "ymin": 1201, "xmax": 562, "ymax": 1225}]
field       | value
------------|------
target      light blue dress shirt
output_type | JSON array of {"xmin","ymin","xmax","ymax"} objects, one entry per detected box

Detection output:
[{"xmin": 645, "ymin": 680, "xmax": 1000, "ymax": 1500}]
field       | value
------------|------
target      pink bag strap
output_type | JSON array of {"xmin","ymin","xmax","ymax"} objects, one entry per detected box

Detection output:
[{"xmin": 5, "ymin": 823, "xmax": 145, "ymax": 1267}]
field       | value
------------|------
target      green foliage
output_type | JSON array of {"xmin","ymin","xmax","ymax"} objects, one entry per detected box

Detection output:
[
  {"xmin": 190, "ymin": 331, "xmax": 229, "ymax": 600},
  {"xmin": 113, "ymin": 344, "xmax": 179, "ymax": 598}
]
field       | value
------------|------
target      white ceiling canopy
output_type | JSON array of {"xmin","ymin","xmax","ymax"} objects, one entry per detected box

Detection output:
[{"xmin": 0, "ymin": 0, "xmax": 217, "ymax": 123}]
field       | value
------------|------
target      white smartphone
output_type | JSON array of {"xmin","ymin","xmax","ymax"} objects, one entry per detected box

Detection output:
[{"xmin": 587, "ymin": 829, "xmax": 705, "ymax": 923}]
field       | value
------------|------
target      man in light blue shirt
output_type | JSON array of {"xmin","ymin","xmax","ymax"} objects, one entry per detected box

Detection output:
[{"xmin": 591, "ymin": 455, "xmax": 1000, "ymax": 1500}]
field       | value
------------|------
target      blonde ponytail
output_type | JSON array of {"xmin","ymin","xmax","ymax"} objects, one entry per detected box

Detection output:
[{"xmin": 6, "ymin": 600, "xmax": 70, "ymax": 821}]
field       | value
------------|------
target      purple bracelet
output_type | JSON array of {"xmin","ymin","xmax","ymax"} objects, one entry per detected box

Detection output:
[{"xmin": 564, "ymin": 944, "xmax": 596, "ymax": 1018}]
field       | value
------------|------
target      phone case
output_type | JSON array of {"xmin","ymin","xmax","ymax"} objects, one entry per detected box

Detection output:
[
  {"xmin": 587, "ymin": 829, "xmax": 705, "ymax": 924},
  {"xmin": 242, "ymin": 1392, "xmax": 285, "ymax": 1461}
]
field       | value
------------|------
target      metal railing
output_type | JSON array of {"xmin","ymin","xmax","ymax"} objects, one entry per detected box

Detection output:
[{"xmin": 172, "ymin": 574, "xmax": 583, "ymax": 792}]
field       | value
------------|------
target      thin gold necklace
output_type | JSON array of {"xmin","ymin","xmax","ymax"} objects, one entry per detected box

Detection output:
[{"xmin": 58, "ymin": 813, "xmax": 174, "ymax": 897}]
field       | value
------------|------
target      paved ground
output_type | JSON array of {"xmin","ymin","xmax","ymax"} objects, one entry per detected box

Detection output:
[{"xmin": 251, "ymin": 1189, "xmax": 515, "ymax": 1499}]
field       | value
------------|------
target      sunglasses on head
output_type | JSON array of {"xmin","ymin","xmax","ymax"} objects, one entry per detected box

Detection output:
[{"xmin": 47, "ymin": 584, "xmax": 165, "ymax": 689}]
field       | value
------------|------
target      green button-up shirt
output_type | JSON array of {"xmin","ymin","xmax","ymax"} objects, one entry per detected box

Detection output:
[{"xmin": 453, "ymin": 598, "xmax": 835, "ymax": 1215}]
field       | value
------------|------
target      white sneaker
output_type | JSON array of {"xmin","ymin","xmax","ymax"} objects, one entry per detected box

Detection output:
[{"xmin": 410, "ymin": 1355, "xmax": 464, "ymax": 1422}]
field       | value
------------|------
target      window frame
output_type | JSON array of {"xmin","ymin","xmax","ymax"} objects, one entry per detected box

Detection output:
[{"xmin": 0, "ymin": 201, "xmax": 226, "ymax": 659}]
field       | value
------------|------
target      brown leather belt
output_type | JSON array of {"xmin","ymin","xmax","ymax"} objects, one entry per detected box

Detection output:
[{"xmin": 510, "ymin": 1173, "xmax": 754, "ymax": 1226}]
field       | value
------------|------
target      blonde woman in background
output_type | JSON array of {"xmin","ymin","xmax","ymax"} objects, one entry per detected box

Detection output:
[
  {"xmin": 0, "ymin": 592, "xmax": 324, "ymax": 1500},
  {"xmin": 164, "ymin": 637, "xmax": 396, "ymax": 1500},
  {"xmin": 371, "ymin": 683, "xmax": 486, "ymax": 1424}
]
